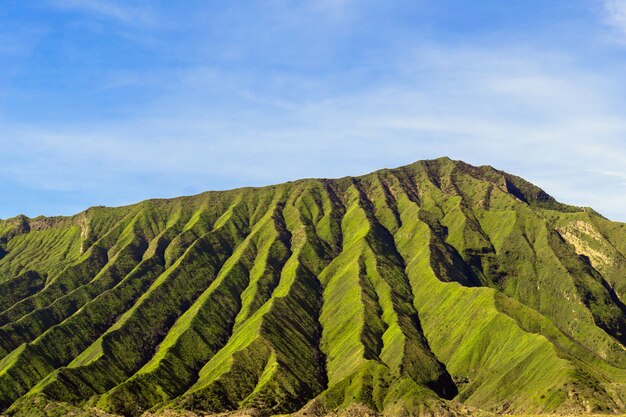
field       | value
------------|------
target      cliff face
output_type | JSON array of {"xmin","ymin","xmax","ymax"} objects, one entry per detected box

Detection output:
[{"xmin": 1, "ymin": 157, "xmax": 626, "ymax": 417}]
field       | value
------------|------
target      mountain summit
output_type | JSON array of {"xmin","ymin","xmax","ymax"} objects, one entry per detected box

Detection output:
[{"xmin": 1, "ymin": 157, "xmax": 626, "ymax": 417}]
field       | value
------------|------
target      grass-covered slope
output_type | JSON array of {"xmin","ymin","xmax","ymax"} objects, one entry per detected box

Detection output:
[{"xmin": 1, "ymin": 157, "xmax": 626, "ymax": 416}]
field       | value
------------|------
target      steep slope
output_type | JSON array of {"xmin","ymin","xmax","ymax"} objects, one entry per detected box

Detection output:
[{"xmin": 1, "ymin": 157, "xmax": 626, "ymax": 417}]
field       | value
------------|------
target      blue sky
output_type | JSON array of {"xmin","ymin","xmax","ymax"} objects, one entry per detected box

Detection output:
[{"xmin": 1, "ymin": 1, "xmax": 626, "ymax": 221}]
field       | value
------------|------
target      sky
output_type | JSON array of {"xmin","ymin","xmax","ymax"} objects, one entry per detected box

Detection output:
[{"xmin": 1, "ymin": 1, "xmax": 626, "ymax": 221}]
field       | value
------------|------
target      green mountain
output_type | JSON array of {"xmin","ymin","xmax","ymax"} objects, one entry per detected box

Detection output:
[{"xmin": 1, "ymin": 157, "xmax": 626, "ymax": 417}]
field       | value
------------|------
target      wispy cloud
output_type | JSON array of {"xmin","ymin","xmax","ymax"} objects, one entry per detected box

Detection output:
[
  {"xmin": 0, "ymin": 27, "xmax": 47, "ymax": 58},
  {"xmin": 2, "ymin": 41, "xmax": 626, "ymax": 220},
  {"xmin": 310, "ymin": 0, "xmax": 355, "ymax": 21},
  {"xmin": 1, "ymin": 3, "xmax": 626, "ymax": 221},
  {"xmin": 589, "ymin": 169, "xmax": 626, "ymax": 185},
  {"xmin": 603, "ymin": 0, "xmax": 626, "ymax": 40},
  {"xmin": 49, "ymin": 0, "xmax": 155, "ymax": 27}
]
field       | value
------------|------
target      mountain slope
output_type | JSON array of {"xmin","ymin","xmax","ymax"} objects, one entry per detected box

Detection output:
[{"xmin": 1, "ymin": 157, "xmax": 626, "ymax": 416}]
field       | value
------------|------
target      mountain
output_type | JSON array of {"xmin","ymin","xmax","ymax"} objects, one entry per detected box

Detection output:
[{"xmin": 1, "ymin": 157, "xmax": 626, "ymax": 417}]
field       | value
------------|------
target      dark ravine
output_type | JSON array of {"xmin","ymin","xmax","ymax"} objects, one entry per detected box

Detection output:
[{"xmin": 1, "ymin": 157, "xmax": 626, "ymax": 417}]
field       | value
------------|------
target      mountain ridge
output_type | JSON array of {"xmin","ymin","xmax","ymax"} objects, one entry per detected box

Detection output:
[
  {"xmin": 1, "ymin": 157, "xmax": 626, "ymax": 417},
  {"xmin": 0, "ymin": 157, "xmax": 590, "ymax": 224}
]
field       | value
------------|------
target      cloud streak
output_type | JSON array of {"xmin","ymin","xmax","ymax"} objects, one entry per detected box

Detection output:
[{"xmin": 48, "ymin": 0, "xmax": 155, "ymax": 27}]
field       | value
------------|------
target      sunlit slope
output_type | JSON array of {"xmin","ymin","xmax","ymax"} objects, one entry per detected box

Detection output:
[{"xmin": 1, "ymin": 157, "xmax": 626, "ymax": 416}]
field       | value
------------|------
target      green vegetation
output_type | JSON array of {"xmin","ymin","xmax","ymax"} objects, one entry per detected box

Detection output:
[{"xmin": 1, "ymin": 157, "xmax": 626, "ymax": 417}]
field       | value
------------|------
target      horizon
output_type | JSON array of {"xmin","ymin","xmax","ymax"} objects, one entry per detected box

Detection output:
[{"xmin": 1, "ymin": 2, "xmax": 626, "ymax": 221}]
